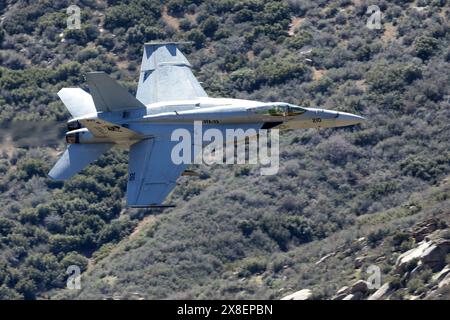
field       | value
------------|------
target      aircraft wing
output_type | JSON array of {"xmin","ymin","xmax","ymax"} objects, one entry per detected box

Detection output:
[
  {"xmin": 126, "ymin": 123, "xmax": 263, "ymax": 207},
  {"xmin": 126, "ymin": 133, "xmax": 190, "ymax": 207},
  {"xmin": 136, "ymin": 42, "xmax": 208, "ymax": 105}
]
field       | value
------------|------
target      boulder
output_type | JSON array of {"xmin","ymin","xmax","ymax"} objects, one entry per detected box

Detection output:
[
  {"xmin": 408, "ymin": 292, "xmax": 426, "ymax": 300},
  {"xmin": 412, "ymin": 219, "xmax": 440, "ymax": 242},
  {"xmin": 336, "ymin": 286, "xmax": 350, "ymax": 296},
  {"xmin": 396, "ymin": 240, "xmax": 431, "ymax": 272},
  {"xmin": 396, "ymin": 239, "xmax": 450, "ymax": 272},
  {"xmin": 350, "ymin": 280, "xmax": 369, "ymax": 294},
  {"xmin": 438, "ymin": 273, "xmax": 450, "ymax": 289},
  {"xmin": 421, "ymin": 239, "xmax": 450, "ymax": 270},
  {"xmin": 410, "ymin": 264, "xmax": 424, "ymax": 277},
  {"xmin": 354, "ymin": 256, "xmax": 365, "ymax": 269},
  {"xmin": 332, "ymin": 286, "xmax": 350, "ymax": 300},
  {"xmin": 368, "ymin": 283, "xmax": 391, "ymax": 300},
  {"xmin": 315, "ymin": 252, "xmax": 336, "ymax": 265},
  {"xmin": 332, "ymin": 293, "xmax": 348, "ymax": 300},
  {"xmin": 342, "ymin": 292, "xmax": 363, "ymax": 300},
  {"xmin": 432, "ymin": 265, "xmax": 450, "ymax": 283},
  {"xmin": 281, "ymin": 289, "xmax": 312, "ymax": 300}
]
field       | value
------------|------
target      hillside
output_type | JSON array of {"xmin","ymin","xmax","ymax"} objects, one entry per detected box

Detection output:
[
  {"xmin": 56, "ymin": 174, "xmax": 450, "ymax": 299},
  {"xmin": 0, "ymin": 0, "xmax": 449, "ymax": 299}
]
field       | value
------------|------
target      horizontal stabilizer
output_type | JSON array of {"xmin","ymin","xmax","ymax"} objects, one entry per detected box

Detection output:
[
  {"xmin": 86, "ymin": 72, "xmax": 146, "ymax": 112},
  {"xmin": 58, "ymin": 88, "xmax": 97, "ymax": 118},
  {"xmin": 79, "ymin": 118, "xmax": 143, "ymax": 141},
  {"xmin": 48, "ymin": 143, "xmax": 112, "ymax": 181}
]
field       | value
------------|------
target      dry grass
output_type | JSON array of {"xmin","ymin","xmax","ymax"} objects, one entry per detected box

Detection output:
[
  {"xmin": 288, "ymin": 17, "xmax": 304, "ymax": 36},
  {"xmin": 355, "ymin": 79, "xmax": 367, "ymax": 92},
  {"xmin": 381, "ymin": 23, "xmax": 397, "ymax": 43},
  {"xmin": 129, "ymin": 215, "xmax": 158, "ymax": 239},
  {"xmin": 247, "ymin": 50, "xmax": 255, "ymax": 63},
  {"xmin": 162, "ymin": 6, "xmax": 180, "ymax": 31},
  {"xmin": 312, "ymin": 67, "xmax": 326, "ymax": 81},
  {"xmin": 1, "ymin": 134, "xmax": 15, "ymax": 159}
]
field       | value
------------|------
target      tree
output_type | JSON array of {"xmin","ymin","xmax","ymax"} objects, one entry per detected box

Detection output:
[
  {"xmin": 286, "ymin": 32, "xmax": 313, "ymax": 50},
  {"xmin": 414, "ymin": 36, "xmax": 439, "ymax": 60},
  {"xmin": 14, "ymin": 279, "xmax": 37, "ymax": 300},
  {"xmin": 60, "ymin": 252, "xmax": 89, "ymax": 272},
  {"xmin": 201, "ymin": 17, "xmax": 219, "ymax": 38},
  {"xmin": 16, "ymin": 158, "xmax": 49, "ymax": 181},
  {"xmin": 167, "ymin": 0, "xmax": 185, "ymax": 16},
  {"xmin": 0, "ymin": 285, "xmax": 22, "ymax": 299},
  {"xmin": 186, "ymin": 29, "xmax": 206, "ymax": 49}
]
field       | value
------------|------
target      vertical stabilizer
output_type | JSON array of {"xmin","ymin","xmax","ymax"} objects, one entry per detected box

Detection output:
[{"xmin": 136, "ymin": 42, "xmax": 208, "ymax": 105}]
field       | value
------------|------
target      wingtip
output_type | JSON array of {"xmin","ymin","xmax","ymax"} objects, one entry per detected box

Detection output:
[
  {"xmin": 144, "ymin": 41, "xmax": 193, "ymax": 46},
  {"xmin": 47, "ymin": 171, "xmax": 64, "ymax": 182},
  {"xmin": 57, "ymin": 87, "xmax": 67, "ymax": 97},
  {"xmin": 47, "ymin": 172, "xmax": 58, "ymax": 181},
  {"xmin": 127, "ymin": 204, "xmax": 176, "ymax": 209}
]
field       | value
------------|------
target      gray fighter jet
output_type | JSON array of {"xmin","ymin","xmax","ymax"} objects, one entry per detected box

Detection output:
[{"xmin": 49, "ymin": 42, "xmax": 364, "ymax": 207}]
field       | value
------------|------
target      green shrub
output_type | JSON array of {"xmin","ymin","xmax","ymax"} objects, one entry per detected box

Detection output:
[
  {"xmin": 239, "ymin": 258, "xmax": 267, "ymax": 277},
  {"xmin": 414, "ymin": 36, "xmax": 439, "ymax": 60}
]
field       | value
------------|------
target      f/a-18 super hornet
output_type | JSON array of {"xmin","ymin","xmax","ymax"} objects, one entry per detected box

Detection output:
[{"xmin": 49, "ymin": 42, "xmax": 364, "ymax": 207}]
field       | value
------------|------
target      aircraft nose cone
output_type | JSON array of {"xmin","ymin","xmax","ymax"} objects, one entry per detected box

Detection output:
[{"xmin": 336, "ymin": 112, "xmax": 365, "ymax": 126}]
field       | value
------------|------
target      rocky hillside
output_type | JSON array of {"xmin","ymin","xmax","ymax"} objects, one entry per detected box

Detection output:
[
  {"xmin": 284, "ymin": 208, "xmax": 450, "ymax": 300},
  {"xmin": 55, "ymin": 174, "xmax": 450, "ymax": 299},
  {"xmin": 0, "ymin": 0, "xmax": 449, "ymax": 299}
]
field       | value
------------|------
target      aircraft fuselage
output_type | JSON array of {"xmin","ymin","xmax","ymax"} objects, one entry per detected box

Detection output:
[{"xmin": 66, "ymin": 97, "xmax": 364, "ymax": 146}]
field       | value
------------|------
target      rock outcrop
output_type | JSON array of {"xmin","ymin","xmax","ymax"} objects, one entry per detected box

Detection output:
[
  {"xmin": 367, "ymin": 283, "xmax": 391, "ymax": 300},
  {"xmin": 412, "ymin": 219, "xmax": 443, "ymax": 242},
  {"xmin": 438, "ymin": 273, "xmax": 450, "ymax": 289},
  {"xmin": 342, "ymin": 292, "xmax": 364, "ymax": 300},
  {"xmin": 315, "ymin": 252, "xmax": 336, "ymax": 265},
  {"xmin": 333, "ymin": 280, "xmax": 369, "ymax": 300},
  {"xmin": 354, "ymin": 256, "xmax": 366, "ymax": 269},
  {"xmin": 396, "ymin": 238, "xmax": 450, "ymax": 272},
  {"xmin": 332, "ymin": 286, "xmax": 350, "ymax": 300},
  {"xmin": 329, "ymin": 216, "xmax": 450, "ymax": 300},
  {"xmin": 432, "ymin": 265, "xmax": 450, "ymax": 283},
  {"xmin": 281, "ymin": 289, "xmax": 312, "ymax": 300},
  {"xmin": 349, "ymin": 280, "xmax": 369, "ymax": 294}
]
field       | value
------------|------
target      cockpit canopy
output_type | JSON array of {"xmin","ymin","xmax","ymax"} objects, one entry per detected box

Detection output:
[{"xmin": 254, "ymin": 103, "xmax": 307, "ymax": 117}]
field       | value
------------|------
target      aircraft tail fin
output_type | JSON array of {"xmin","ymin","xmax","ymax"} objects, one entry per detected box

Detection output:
[
  {"xmin": 48, "ymin": 143, "xmax": 112, "ymax": 181},
  {"xmin": 136, "ymin": 42, "xmax": 208, "ymax": 105},
  {"xmin": 58, "ymin": 88, "xmax": 97, "ymax": 118},
  {"xmin": 86, "ymin": 72, "xmax": 146, "ymax": 112}
]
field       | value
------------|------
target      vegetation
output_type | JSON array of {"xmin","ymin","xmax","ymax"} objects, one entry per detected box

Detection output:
[{"xmin": 0, "ymin": 0, "xmax": 449, "ymax": 299}]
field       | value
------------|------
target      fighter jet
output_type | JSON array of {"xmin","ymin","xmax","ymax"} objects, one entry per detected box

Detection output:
[{"xmin": 49, "ymin": 42, "xmax": 364, "ymax": 207}]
